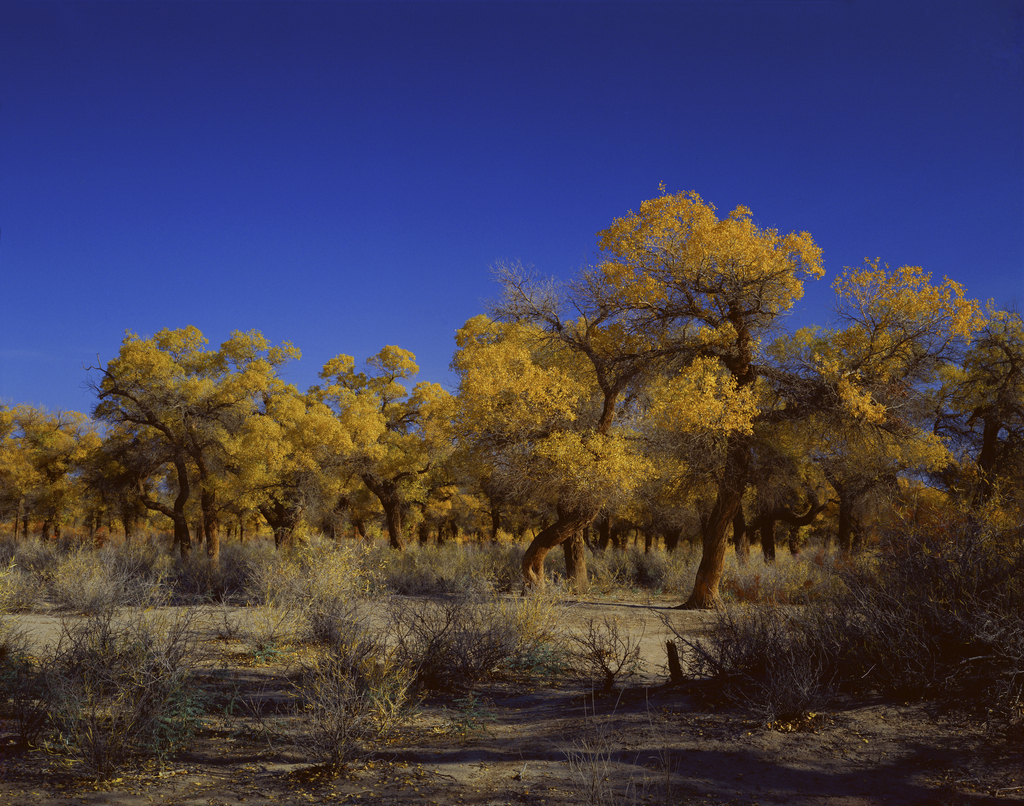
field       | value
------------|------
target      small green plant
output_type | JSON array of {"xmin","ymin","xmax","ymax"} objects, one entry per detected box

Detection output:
[{"xmin": 442, "ymin": 692, "xmax": 495, "ymax": 740}]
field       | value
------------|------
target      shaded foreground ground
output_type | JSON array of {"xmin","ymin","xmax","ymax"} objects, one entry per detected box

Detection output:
[{"xmin": 2, "ymin": 597, "xmax": 1022, "ymax": 805}]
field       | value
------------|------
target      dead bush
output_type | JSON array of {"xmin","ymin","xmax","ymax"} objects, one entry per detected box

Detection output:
[
  {"xmin": 567, "ymin": 616, "xmax": 646, "ymax": 693},
  {"xmin": 296, "ymin": 625, "xmax": 413, "ymax": 767}
]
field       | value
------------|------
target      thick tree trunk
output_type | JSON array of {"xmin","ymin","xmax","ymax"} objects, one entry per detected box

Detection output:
[
  {"xmin": 562, "ymin": 531, "xmax": 589, "ymax": 592},
  {"xmin": 361, "ymin": 473, "xmax": 405, "ymax": 550},
  {"xmin": 680, "ymin": 434, "xmax": 750, "ymax": 609},
  {"xmin": 597, "ymin": 516, "xmax": 612, "ymax": 551},
  {"xmin": 663, "ymin": 526, "xmax": 682, "ymax": 552},
  {"xmin": 522, "ymin": 508, "xmax": 596, "ymax": 589},
  {"xmin": 259, "ymin": 500, "xmax": 303, "ymax": 549},
  {"xmin": 975, "ymin": 414, "xmax": 1000, "ymax": 506},
  {"xmin": 489, "ymin": 505, "xmax": 501, "ymax": 543}
]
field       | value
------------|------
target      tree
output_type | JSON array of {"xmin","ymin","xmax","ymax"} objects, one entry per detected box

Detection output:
[
  {"xmin": 314, "ymin": 347, "xmax": 452, "ymax": 550},
  {"xmin": 0, "ymin": 405, "xmax": 99, "ymax": 539},
  {"xmin": 596, "ymin": 189, "xmax": 824, "ymax": 607},
  {"xmin": 90, "ymin": 327, "xmax": 298, "ymax": 560},
  {"xmin": 452, "ymin": 310, "xmax": 654, "ymax": 589},
  {"xmin": 797, "ymin": 262, "xmax": 984, "ymax": 549},
  {"xmin": 937, "ymin": 307, "xmax": 1024, "ymax": 510}
]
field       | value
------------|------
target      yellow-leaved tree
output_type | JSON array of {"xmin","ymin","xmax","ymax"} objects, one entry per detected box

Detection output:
[
  {"xmin": 453, "ymin": 286, "xmax": 658, "ymax": 590},
  {"xmin": 794, "ymin": 262, "xmax": 985, "ymax": 549},
  {"xmin": 90, "ymin": 327, "xmax": 299, "ymax": 560},
  {"xmin": 0, "ymin": 405, "xmax": 100, "ymax": 539},
  {"xmin": 596, "ymin": 189, "xmax": 824, "ymax": 607},
  {"xmin": 313, "ymin": 346, "xmax": 453, "ymax": 550}
]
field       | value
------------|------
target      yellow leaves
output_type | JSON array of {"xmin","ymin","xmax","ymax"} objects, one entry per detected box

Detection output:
[
  {"xmin": 534, "ymin": 431, "xmax": 653, "ymax": 503},
  {"xmin": 454, "ymin": 320, "xmax": 584, "ymax": 440},
  {"xmin": 834, "ymin": 260, "xmax": 984, "ymax": 344},
  {"xmin": 834, "ymin": 375, "xmax": 887, "ymax": 425},
  {"xmin": 596, "ymin": 188, "xmax": 823, "ymax": 325},
  {"xmin": 646, "ymin": 358, "xmax": 759, "ymax": 436}
]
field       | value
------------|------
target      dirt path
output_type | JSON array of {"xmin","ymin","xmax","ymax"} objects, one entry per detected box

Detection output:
[{"xmin": 2, "ymin": 597, "xmax": 1021, "ymax": 805}]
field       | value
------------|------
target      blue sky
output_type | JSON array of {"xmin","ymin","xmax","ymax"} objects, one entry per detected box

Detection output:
[{"xmin": 2, "ymin": 0, "xmax": 1022, "ymax": 414}]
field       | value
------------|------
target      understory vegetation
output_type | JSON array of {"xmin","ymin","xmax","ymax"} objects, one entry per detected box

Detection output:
[
  {"xmin": 1, "ymin": 516, "xmax": 1021, "ymax": 787},
  {"xmin": 673, "ymin": 518, "xmax": 1024, "ymax": 737}
]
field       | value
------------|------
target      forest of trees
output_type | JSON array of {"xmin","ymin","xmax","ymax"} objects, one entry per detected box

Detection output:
[{"xmin": 2, "ymin": 191, "xmax": 1021, "ymax": 608}]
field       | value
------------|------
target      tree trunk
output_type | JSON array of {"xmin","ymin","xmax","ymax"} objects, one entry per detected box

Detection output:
[
  {"xmin": 680, "ymin": 434, "xmax": 750, "ymax": 609},
  {"xmin": 597, "ymin": 516, "xmax": 612, "ymax": 551},
  {"xmin": 733, "ymin": 507, "xmax": 749, "ymax": 565},
  {"xmin": 201, "ymin": 489, "xmax": 220, "ymax": 564},
  {"xmin": 836, "ymin": 492, "xmax": 855, "ymax": 555},
  {"xmin": 787, "ymin": 524, "xmax": 803, "ymax": 555},
  {"xmin": 489, "ymin": 505, "xmax": 501, "ymax": 543},
  {"xmin": 522, "ymin": 507, "xmax": 596, "ymax": 589},
  {"xmin": 760, "ymin": 515, "xmax": 777, "ymax": 563},
  {"xmin": 562, "ymin": 530, "xmax": 589, "ymax": 592},
  {"xmin": 361, "ymin": 473, "xmax": 405, "ymax": 550},
  {"xmin": 259, "ymin": 500, "xmax": 302, "ymax": 549},
  {"xmin": 663, "ymin": 526, "xmax": 682, "ymax": 552}
]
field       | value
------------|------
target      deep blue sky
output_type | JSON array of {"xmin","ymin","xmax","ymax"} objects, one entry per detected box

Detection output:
[{"xmin": 2, "ymin": 0, "xmax": 1022, "ymax": 414}]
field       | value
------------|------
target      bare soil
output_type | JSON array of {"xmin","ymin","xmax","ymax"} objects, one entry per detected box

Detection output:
[{"xmin": 2, "ymin": 596, "xmax": 1022, "ymax": 806}]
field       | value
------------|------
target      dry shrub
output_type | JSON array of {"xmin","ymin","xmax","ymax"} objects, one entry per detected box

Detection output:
[
  {"xmin": 673, "ymin": 520, "xmax": 1024, "ymax": 735},
  {"xmin": 822, "ymin": 521, "xmax": 1024, "ymax": 724},
  {"xmin": 49, "ymin": 548, "xmax": 164, "ymax": 614},
  {"xmin": 296, "ymin": 625, "xmax": 412, "ymax": 767},
  {"xmin": 387, "ymin": 592, "xmax": 557, "ymax": 692},
  {"xmin": 0, "ymin": 560, "xmax": 44, "ymax": 612},
  {"xmin": 673, "ymin": 603, "xmax": 835, "ymax": 726},
  {"xmin": 0, "ymin": 619, "xmax": 49, "ymax": 748},
  {"xmin": 379, "ymin": 542, "xmax": 523, "ymax": 595},
  {"xmin": 567, "ymin": 616, "xmax": 646, "ymax": 693},
  {"xmin": 44, "ymin": 606, "xmax": 203, "ymax": 777}
]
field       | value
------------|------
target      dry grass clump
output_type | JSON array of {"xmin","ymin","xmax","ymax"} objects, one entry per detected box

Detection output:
[
  {"xmin": 296, "ymin": 621, "xmax": 413, "ymax": 767},
  {"xmin": 720, "ymin": 545, "xmax": 843, "ymax": 604},
  {"xmin": 387, "ymin": 591, "xmax": 563, "ymax": 692},
  {"xmin": 49, "ymin": 546, "xmax": 167, "ymax": 613},
  {"xmin": 0, "ymin": 559, "xmax": 44, "ymax": 612},
  {"xmin": 376, "ymin": 541, "xmax": 524, "ymax": 595}
]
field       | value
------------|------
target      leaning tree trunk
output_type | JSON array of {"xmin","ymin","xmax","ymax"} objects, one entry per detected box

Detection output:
[
  {"xmin": 680, "ymin": 433, "xmax": 751, "ymax": 609},
  {"xmin": 522, "ymin": 506, "xmax": 596, "ymax": 589}
]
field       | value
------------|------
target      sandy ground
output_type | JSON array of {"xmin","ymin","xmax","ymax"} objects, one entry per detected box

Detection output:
[{"xmin": 1, "ymin": 596, "xmax": 1022, "ymax": 806}]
